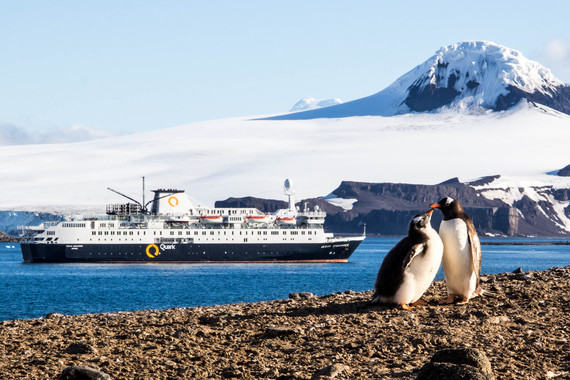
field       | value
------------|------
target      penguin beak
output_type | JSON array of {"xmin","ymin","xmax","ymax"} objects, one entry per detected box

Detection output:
[
  {"xmin": 426, "ymin": 209, "xmax": 435, "ymax": 215},
  {"xmin": 429, "ymin": 203, "xmax": 440, "ymax": 209}
]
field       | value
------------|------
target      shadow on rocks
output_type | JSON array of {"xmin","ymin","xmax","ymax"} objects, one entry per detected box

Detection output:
[{"xmin": 283, "ymin": 292, "xmax": 387, "ymax": 318}]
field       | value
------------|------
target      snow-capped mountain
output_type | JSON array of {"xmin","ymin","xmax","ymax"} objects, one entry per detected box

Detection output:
[
  {"xmin": 268, "ymin": 41, "xmax": 570, "ymax": 120},
  {"xmin": 289, "ymin": 97, "xmax": 343, "ymax": 112}
]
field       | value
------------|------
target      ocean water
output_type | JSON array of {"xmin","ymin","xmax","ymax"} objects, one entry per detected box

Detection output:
[{"xmin": 1, "ymin": 238, "xmax": 569, "ymax": 321}]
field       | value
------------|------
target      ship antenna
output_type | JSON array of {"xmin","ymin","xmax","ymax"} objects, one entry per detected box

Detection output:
[{"xmin": 142, "ymin": 177, "xmax": 145, "ymax": 212}]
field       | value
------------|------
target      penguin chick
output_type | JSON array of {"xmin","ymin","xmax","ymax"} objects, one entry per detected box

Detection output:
[
  {"xmin": 373, "ymin": 209, "xmax": 443, "ymax": 310},
  {"xmin": 430, "ymin": 197, "xmax": 482, "ymax": 305}
]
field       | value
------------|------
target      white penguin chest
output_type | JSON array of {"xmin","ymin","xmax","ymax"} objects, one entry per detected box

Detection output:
[
  {"xmin": 439, "ymin": 219, "xmax": 472, "ymax": 276},
  {"xmin": 407, "ymin": 228, "xmax": 443, "ymax": 277}
]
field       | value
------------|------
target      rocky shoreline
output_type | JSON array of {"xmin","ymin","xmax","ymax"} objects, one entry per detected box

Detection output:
[{"xmin": 0, "ymin": 267, "xmax": 568, "ymax": 379}]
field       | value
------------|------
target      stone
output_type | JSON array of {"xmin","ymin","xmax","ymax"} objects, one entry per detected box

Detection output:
[
  {"xmin": 417, "ymin": 362, "xmax": 491, "ymax": 380},
  {"xmin": 45, "ymin": 312, "xmax": 64, "ymax": 319},
  {"xmin": 59, "ymin": 365, "xmax": 110, "ymax": 380},
  {"xmin": 417, "ymin": 348, "xmax": 494, "ymax": 380},
  {"xmin": 311, "ymin": 363, "xmax": 350, "ymax": 379},
  {"xmin": 289, "ymin": 292, "xmax": 316, "ymax": 300},
  {"xmin": 64, "ymin": 341, "xmax": 97, "ymax": 355},
  {"xmin": 487, "ymin": 316, "xmax": 509, "ymax": 325}
]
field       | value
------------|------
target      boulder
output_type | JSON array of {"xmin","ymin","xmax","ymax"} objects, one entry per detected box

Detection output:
[
  {"xmin": 59, "ymin": 365, "xmax": 110, "ymax": 380},
  {"xmin": 289, "ymin": 292, "xmax": 316, "ymax": 300},
  {"xmin": 64, "ymin": 341, "xmax": 97, "ymax": 355},
  {"xmin": 417, "ymin": 348, "xmax": 494, "ymax": 380}
]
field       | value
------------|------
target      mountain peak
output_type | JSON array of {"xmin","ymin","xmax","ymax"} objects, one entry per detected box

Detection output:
[
  {"xmin": 405, "ymin": 40, "xmax": 565, "ymax": 112},
  {"xmin": 266, "ymin": 40, "xmax": 570, "ymax": 120},
  {"xmin": 290, "ymin": 97, "xmax": 343, "ymax": 112}
]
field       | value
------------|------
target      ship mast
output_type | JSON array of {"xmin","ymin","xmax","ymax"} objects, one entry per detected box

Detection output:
[{"xmin": 142, "ymin": 176, "xmax": 145, "ymax": 213}]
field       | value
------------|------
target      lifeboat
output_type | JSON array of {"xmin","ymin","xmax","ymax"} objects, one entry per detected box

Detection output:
[
  {"xmin": 276, "ymin": 216, "xmax": 296, "ymax": 226},
  {"xmin": 245, "ymin": 215, "xmax": 269, "ymax": 224},
  {"xmin": 199, "ymin": 215, "xmax": 223, "ymax": 224}
]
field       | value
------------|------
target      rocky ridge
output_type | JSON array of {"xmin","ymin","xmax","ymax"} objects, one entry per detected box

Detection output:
[
  {"xmin": 217, "ymin": 170, "xmax": 570, "ymax": 237},
  {"xmin": 0, "ymin": 267, "xmax": 568, "ymax": 379}
]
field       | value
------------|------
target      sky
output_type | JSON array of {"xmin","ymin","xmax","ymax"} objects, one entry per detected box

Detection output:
[{"xmin": 1, "ymin": 1, "xmax": 570, "ymax": 138}]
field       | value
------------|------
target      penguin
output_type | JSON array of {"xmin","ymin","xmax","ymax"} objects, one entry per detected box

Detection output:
[
  {"xmin": 430, "ymin": 197, "xmax": 482, "ymax": 305},
  {"xmin": 372, "ymin": 209, "xmax": 443, "ymax": 310}
]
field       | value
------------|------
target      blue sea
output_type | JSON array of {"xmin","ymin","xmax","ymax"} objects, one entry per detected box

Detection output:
[{"xmin": 1, "ymin": 238, "xmax": 569, "ymax": 321}]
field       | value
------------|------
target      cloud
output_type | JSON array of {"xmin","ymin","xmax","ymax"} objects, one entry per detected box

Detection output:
[
  {"xmin": 540, "ymin": 38, "xmax": 570, "ymax": 82},
  {"xmin": 0, "ymin": 123, "xmax": 116, "ymax": 146}
]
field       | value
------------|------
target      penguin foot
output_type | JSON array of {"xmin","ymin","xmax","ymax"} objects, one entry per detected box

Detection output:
[
  {"xmin": 411, "ymin": 299, "xmax": 428, "ymax": 307},
  {"xmin": 456, "ymin": 297, "xmax": 470, "ymax": 305},
  {"xmin": 438, "ymin": 295, "xmax": 456, "ymax": 305},
  {"xmin": 400, "ymin": 304, "xmax": 413, "ymax": 310}
]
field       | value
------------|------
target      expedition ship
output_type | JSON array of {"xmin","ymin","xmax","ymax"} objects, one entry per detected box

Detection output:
[{"xmin": 20, "ymin": 180, "xmax": 365, "ymax": 263}]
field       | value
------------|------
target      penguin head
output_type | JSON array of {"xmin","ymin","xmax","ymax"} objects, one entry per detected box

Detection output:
[
  {"xmin": 409, "ymin": 209, "xmax": 434, "ymax": 233},
  {"xmin": 430, "ymin": 197, "xmax": 464, "ymax": 220}
]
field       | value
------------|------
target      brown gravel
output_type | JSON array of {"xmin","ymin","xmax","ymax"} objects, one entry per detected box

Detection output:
[{"xmin": 0, "ymin": 267, "xmax": 569, "ymax": 379}]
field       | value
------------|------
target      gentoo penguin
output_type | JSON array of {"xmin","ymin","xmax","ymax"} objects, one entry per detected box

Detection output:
[
  {"xmin": 430, "ymin": 197, "xmax": 482, "ymax": 305},
  {"xmin": 372, "ymin": 209, "xmax": 443, "ymax": 310}
]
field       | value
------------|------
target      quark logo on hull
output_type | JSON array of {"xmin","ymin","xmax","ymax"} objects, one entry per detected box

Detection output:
[
  {"xmin": 145, "ymin": 243, "xmax": 176, "ymax": 258},
  {"xmin": 146, "ymin": 244, "xmax": 160, "ymax": 258}
]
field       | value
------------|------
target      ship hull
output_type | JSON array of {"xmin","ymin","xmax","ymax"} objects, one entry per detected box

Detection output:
[{"xmin": 21, "ymin": 238, "xmax": 363, "ymax": 263}]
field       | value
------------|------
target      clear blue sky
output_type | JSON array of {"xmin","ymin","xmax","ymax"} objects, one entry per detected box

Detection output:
[{"xmin": 1, "ymin": 1, "xmax": 569, "ymax": 135}]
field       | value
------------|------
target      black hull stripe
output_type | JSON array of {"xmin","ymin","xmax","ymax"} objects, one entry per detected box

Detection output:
[{"xmin": 20, "ymin": 240, "xmax": 363, "ymax": 263}]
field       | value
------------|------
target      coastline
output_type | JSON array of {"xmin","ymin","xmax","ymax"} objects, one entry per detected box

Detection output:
[{"xmin": 0, "ymin": 267, "xmax": 568, "ymax": 379}]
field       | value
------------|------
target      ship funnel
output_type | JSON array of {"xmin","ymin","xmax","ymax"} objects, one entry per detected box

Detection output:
[{"xmin": 150, "ymin": 189, "xmax": 201, "ymax": 216}]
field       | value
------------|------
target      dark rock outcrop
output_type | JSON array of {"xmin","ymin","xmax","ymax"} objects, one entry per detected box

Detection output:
[
  {"xmin": 558, "ymin": 164, "xmax": 570, "ymax": 177},
  {"xmin": 216, "ymin": 176, "xmax": 570, "ymax": 237}
]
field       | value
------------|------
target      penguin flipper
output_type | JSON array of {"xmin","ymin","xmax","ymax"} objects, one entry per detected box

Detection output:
[
  {"xmin": 466, "ymin": 220, "xmax": 482, "ymax": 284},
  {"xmin": 402, "ymin": 243, "xmax": 426, "ymax": 269}
]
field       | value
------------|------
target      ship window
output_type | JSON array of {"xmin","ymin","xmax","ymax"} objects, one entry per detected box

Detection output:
[{"xmin": 301, "ymin": 231, "xmax": 305, "ymax": 235}]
